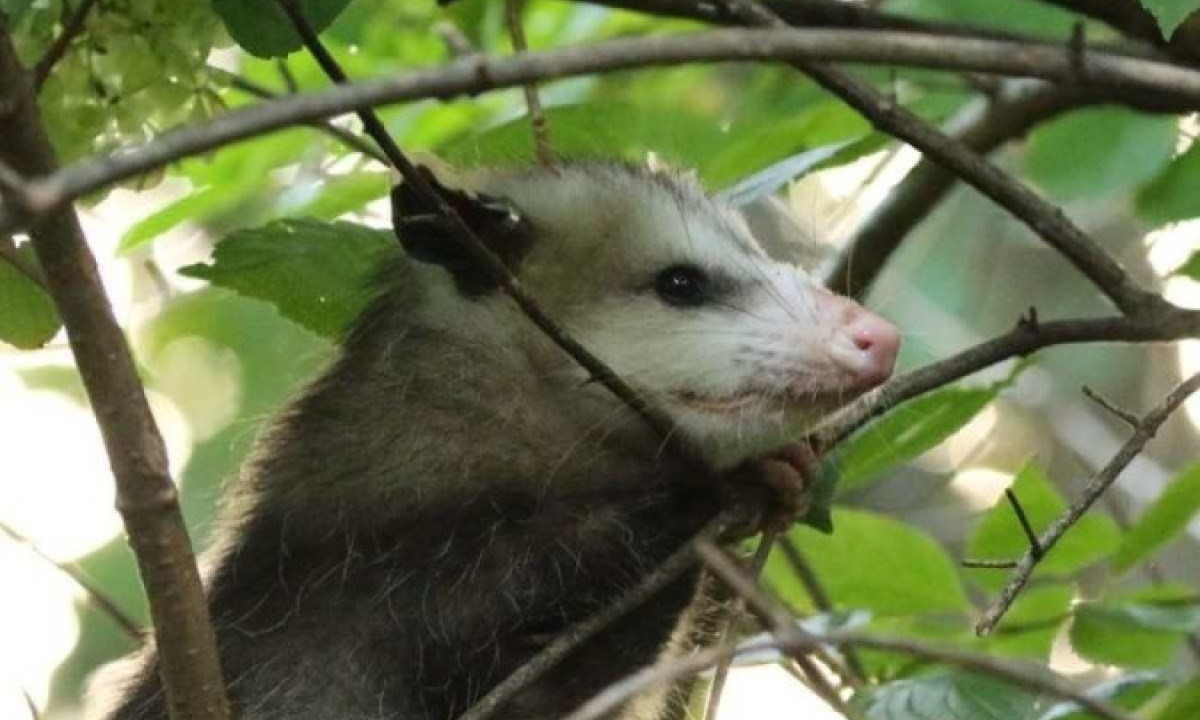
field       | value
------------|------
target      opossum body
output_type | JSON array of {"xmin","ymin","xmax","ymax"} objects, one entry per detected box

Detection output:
[{"xmin": 100, "ymin": 162, "xmax": 898, "ymax": 720}]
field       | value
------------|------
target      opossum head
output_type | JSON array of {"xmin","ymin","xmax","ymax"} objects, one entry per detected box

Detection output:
[{"xmin": 393, "ymin": 162, "xmax": 899, "ymax": 469}]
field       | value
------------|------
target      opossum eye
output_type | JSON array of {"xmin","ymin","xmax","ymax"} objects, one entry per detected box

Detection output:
[{"xmin": 654, "ymin": 264, "xmax": 709, "ymax": 307}]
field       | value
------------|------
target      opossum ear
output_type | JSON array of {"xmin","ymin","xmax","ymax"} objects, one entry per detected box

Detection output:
[{"xmin": 391, "ymin": 167, "xmax": 533, "ymax": 297}]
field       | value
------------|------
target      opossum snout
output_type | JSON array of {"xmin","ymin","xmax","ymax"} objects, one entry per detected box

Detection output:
[{"xmin": 819, "ymin": 293, "xmax": 900, "ymax": 387}]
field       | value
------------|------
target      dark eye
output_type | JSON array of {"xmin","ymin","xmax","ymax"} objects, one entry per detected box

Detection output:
[{"xmin": 654, "ymin": 264, "xmax": 709, "ymax": 307}]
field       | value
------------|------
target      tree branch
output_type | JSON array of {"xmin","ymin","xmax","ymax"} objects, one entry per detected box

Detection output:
[
  {"xmin": 4, "ymin": 27, "xmax": 1200, "ymax": 234},
  {"xmin": 32, "ymin": 0, "xmax": 100, "ymax": 90},
  {"xmin": 823, "ymin": 82, "xmax": 1104, "ymax": 297},
  {"xmin": 455, "ymin": 514, "xmax": 729, "ymax": 720},
  {"xmin": 815, "ymin": 308, "xmax": 1200, "ymax": 450},
  {"xmin": 217, "ymin": 71, "xmax": 388, "ymax": 164},
  {"xmin": 0, "ymin": 24, "xmax": 229, "ymax": 720},
  {"xmin": 1031, "ymin": 0, "xmax": 1164, "ymax": 45},
  {"xmin": 975, "ymin": 371, "xmax": 1200, "ymax": 634},
  {"xmin": 505, "ymin": 0, "xmax": 554, "ymax": 166},
  {"xmin": 0, "ymin": 520, "xmax": 142, "ymax": 639},
  {"xmin": 565, "ymin": 540, "xmax": 1137, "ymax": 720}
]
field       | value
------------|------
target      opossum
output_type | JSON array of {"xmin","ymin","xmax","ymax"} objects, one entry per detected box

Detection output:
[{"xmin": 98, "ymin": 161, "xmax": 899, "ymax": 720}]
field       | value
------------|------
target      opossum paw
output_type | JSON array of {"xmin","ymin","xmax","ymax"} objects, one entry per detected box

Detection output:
[{"xmin": 721, "ymin": 441, "xmax": 819, "ymax": 538}]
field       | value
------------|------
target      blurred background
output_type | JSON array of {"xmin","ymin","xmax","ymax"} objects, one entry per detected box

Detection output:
[{"xmin": 2, "ymin": 0, "xmax": 1199, "ymax": 718}]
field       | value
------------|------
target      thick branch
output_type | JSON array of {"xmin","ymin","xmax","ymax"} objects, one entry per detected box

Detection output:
[
  {"xmin": 976, "ymin": 371, "xmax": 1200, "ymax": 634},
  {"xmin": 0, "ymin": 24, "xmax": 229, "ymax": 720},
  {"xmin": 4, "ymin": 28, "xmax": 1200, "ymax": 233}
]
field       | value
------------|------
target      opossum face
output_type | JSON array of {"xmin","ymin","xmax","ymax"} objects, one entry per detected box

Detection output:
[{"xmin": 481, "ymin": 164, "xmax": 900, "ymax": 468}]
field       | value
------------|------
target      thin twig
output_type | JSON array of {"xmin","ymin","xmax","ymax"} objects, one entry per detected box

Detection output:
[
  {"xmin": 777, "ymin": 536, "xmax": 867, "ymax": 684},
  {"xmin": 0, "ymin": 521, "xmax": 142, "ymax": 639},
  {"xmin": 823, "ymin": 82, "xmax": 1104, "ymax": 297},
  {"xmin": 976, "ymin": 372, "xmax": 1200, "ymax": 635},
  {"xmin": 1031, "ymin": 0, "xmax": 1164, "ymax": 45},
  {"xmin": 815, "ymin": 310, "xmax": 1200, "ymax": 451},
  {"xmin": 435, "ymin": 21, "xmax": 478, "ymax": 58},
  {"xmin": 505, "ymin": 0, "xmax": 554, "ymax": 166},
  {"xmin": 20, "ymin": 687, "xmax": 40, "ymax": 720},
  {"xmin": 218, "ymin": 70, "xmax": 388, "ymax": 164},
  {"xmin": 455, "ymin": 514, "xmax": 729, "ymax": 720},
  {"xmin": 6, "ymin": 27, "xmax": 1200, "ymax": 234},
  {"xmin": 1004, "ymin": 488, "xmax": 1043, "ymax": 558},
  {"xmin": 696, "ymin": 539, "xmax": 851, "ymax": 717},
  {"xmin": 1082, "ymin": 385, "xmax": 1141, "ymax": 427},
  {"xmin": 566, "ymin": 540, "xmax": 1135, "ymax": 720},
  {"xmin": 32, "ymin": 0, "xmax": 100, "ymax": 89},
  {"xmin": 721, "ymin": 0, "xmax": 1155, "ymax": 316},
  {"xmin": 703, "ymin": 527, "xmax": 779, "ymax": 719},
  {"xmin": 272, "ymin": 0, "xmax": 682, "ymax": 449},
  {"xmin": 962, "ymin": 558, "xmax": 1020, "ymax": 569}
]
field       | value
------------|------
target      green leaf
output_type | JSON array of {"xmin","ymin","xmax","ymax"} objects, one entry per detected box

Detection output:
[
  {"xmin": 1154, "ymin": 679, "xmax": 1200, "ymax": 720},
  {"xmin": 212, "ymin": 0, "xmax": 351, "ymax": 58},
  {"xmin": 439, "ymin": 103, "xmax": 731, "ymax": 177},
  {"xmin": 983, "ymin": 585, "xmax": 1072, "ymax": 659},
  {"xmin": 1113, "ymin": 464, "xmax": 1200, "ymax": 572},
  {"xmin": 0, "ymin": 243, "xmax": 59, "ymax": 349},
  {"xmin": 851, "ymin": 670, "xmax": 1038, "ymax": 720},
  {"xmin": 967, "ymin": 462, "xmax": 1121, "ymax": 591},
  {"xmin": 835, "ymin": 363, "xmax": 1025, "ymax": 492},
  {"xmin": 1137, "ymin": 144, "xmax": 1200, "ymax": 225},
  {"xmin": 180, "ymin": 219, "xmax": 398, "ymax": 338},
  {"xmin": 1038, "ymin": 672, "xmax": 1164, "ymax": 720},
  {"xmin": 716, "ymin": 139, "xmax": 857, "ymax": 207},
  {"xmin": 120, "ymin": 186, "xmax": 236, "ymax": 252},
  {"xmin": 1174, "ymin": 252, "xmax": 1200, "ymax": 280},
  {"xmin": 1025, "ymin": 108, "xmax": 1178, "ymax": 202},
  {"xmin": 285, "ymin": 172, "xmax": 390, "ymax": 220},
  {"xmin": 1139, "ymin": 1, "xmax": 1200, "ymax": 36},
  {"xmin": 1070, "ymin": 599, "xmax": 1200, "ymax": 668},
  {"xmin": 765, "ymin": 509, "xmax": 970, "ymax": 617}
]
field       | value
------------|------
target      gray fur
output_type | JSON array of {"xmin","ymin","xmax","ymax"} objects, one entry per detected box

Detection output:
[{"xmin": 100, "ymin": 163, "xmax": 753, "ymax": 720}]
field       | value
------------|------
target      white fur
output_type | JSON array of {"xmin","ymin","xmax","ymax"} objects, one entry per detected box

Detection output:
[{"xmin": 473, "ymin": 164, "xmax": 869, "ymax": 470}]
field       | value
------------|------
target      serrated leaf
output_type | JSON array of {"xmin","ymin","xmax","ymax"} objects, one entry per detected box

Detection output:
[
  {"xmin": 1137, "ymin": 144, "xmax": 1200, "ymax": 225},
  {"xmin": 1139, "ymin": 0, "xmax": 1200, "ymax": 36},
  {"xmin": 212, "ymin": 0, "xmax": 350, "ymax": 58},
  {"xmin": 1113, "ymin": 464, "xmax": 1200, "ymax": 572},
  {"xmin": 765, "ymin": 509, "xmax": 970, "ymax": 617},
  {"xmin": 1070, "ymin": 599, "xmax": 1200, "ymax": 668},
  {"xmin": 851, "ymin": 670, "xmax": 1039, "ymax": 720},
  {"xmin": 1025, "ymin": 108, "xmax": 1177, "ymax": 202},
  {"xmin": 1038, "ymin": 672, "xmax": 1164, "ymax": 720},
  {"xmin": 835, "ymin": 364, "xmax": 1025, "ymax": 492},
  {"xmin": 0, "ymin": 243, "xmax": 60, "ymax": 349},
  {"xmin": 180, "ymin": 219, "xmax": 397, "ymax": 338},
  {"xmin": 967, "ymin": 462, "xmax": 1121, "ymax": 591}
]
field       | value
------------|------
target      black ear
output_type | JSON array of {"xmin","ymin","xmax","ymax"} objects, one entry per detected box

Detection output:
[{"xmin": 391, "ymin": 167, "xmax": 534, "ymax": 297}]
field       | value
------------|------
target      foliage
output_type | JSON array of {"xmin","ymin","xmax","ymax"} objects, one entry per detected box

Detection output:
[{"xmin": 3, "ymin": 0, "xmax": 1200, "ymax": 718}]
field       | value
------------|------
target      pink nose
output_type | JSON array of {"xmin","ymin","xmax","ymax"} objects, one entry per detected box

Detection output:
[{"xmin": 824, "ymin": 295, "xmax": 901, "ymax": 386}]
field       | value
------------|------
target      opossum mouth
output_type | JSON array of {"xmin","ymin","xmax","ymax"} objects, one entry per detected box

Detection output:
[
  {"xmin": 673, "ymin": 390, "xmax": 760, "ymax": 414},
  {"xmin": 674, "ymin": 381, "xmax": 871, "ymax": 416}
]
